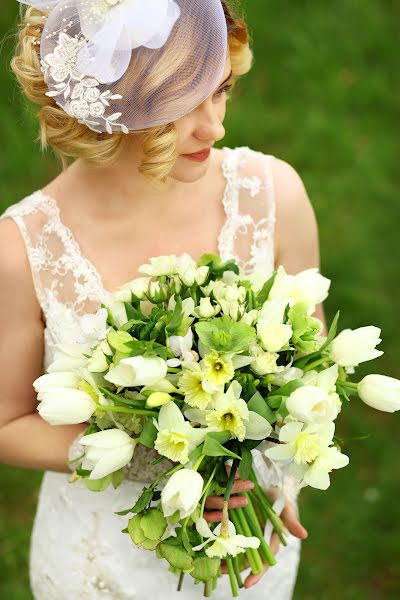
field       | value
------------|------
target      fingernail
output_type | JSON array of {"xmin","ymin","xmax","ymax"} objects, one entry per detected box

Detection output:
[{"xmin": 245, "ymin": 481, "xmax": 254, "ymax": 489}]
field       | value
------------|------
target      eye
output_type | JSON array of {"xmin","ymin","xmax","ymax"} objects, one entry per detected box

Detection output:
[{"xmin": 214, "ymin": 84, "xmax": 233, "ymax": 98}]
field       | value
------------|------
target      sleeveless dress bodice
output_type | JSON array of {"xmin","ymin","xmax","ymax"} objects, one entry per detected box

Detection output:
[{"xmin": 1, "ymin": 146, "xmax": 302, "ymax": 599}]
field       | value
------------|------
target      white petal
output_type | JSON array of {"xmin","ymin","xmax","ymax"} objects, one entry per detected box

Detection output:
[
  {"xmin": 158, "ymin": 400, "xmax": 184, "ymax": 431},
  {"xmin": 81, "ymin": 428, "xmax": 133, "ymax": 448},
  {"xmin": 245, "ymin": 411, "xmax": 272, "ymax": 440},
  {"xmin": 89, "ymin": 444, "xmax": 135, "ymax": 479},
  {"xmin": 264, "ymin": 442, "xmax": 296, "ymax": 461},
  {"xmin": 195, "ymin": 517, "xmax": 215, "ymax": 539}
]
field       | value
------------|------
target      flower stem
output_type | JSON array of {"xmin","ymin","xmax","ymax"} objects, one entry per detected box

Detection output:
[
  {"xmin": 177, "ymin": 571, "xmax": 184, "ymax": 591},
  {"xmin": 235, "ymin": 507, "xmax": 264, "ymax": 573},
  {"xmin": 221, "ymin": 458, "xmax": 239, "ymax": 538},
  {"xmin": 225, "ymin": 557, "xmax": 238, "ymax": 597},
  {"xmin": 97, "ymin": 405, "xmax": 158, "ymax": 416},
  {"xmin": 232, "ymin": 556, "xmax": 243, "ymax": 588},
  {"xmin": 243, "ymin": 493, "xmax": 277, "ymax": 566},
  {"xmin": 204, "ymin": 579, "xmax": 213, "ymax": 596},
  {"xmin": 229, "ymin": 509, "xmax": 259, "ymax": 574},
  {"xmin": 337, "ymin": 379, "xmax": 358, "ymax": 389},
  {"xmin": 303, "ymin": 357, "xmax": 332, "ymax": 372}
]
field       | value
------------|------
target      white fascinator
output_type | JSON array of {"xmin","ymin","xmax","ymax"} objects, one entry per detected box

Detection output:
[{"xmin": 18, "ymin": 0, "xmax": 228, "ymax": 133}]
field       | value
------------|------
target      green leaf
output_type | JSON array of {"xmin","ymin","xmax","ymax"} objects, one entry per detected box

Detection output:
[
  {"xmin": 238, "ymin": 446, "xmax": 253, "ymax": 480},
  {"xmin": 140, "ymin": 509, "xmax": 167, "ymax": 541},
  {"xmin": 137, "ymin": 418, "xmax": 158, "ymax": 448},
  {"xmin": 190, "ymin": 556, "xmax": 221, "ymax": 581},
  {"xmin": 107, "ymin": 330, "xmax": 134, "ymax": 353},
  {"xmin": 195, "ymin": 315, "xmax": 255, "ymax": 354},
  {"xmin": 318, "ymin": 310, "xmax": 340, "ymax": 353},
  {"xmin": 269, "ymin": 379, "xmax": 304, "ymax": 398},
  {"xmin": 111, "ymin": 468, "xmax": 124, "ymax": 489},
  {"xmin": 157, "ymin": 540, "xmax": 194, "ymax": 571},
  {"xmin": 166, "ymin": 295, "xmax": 183, "ymax": 334},
  {"xmin": 128, "ymin": 514, "xmax": 145, "ymax": 545},
  {"xmin": 247, "ymin": 391, "xmax": 277, "ymax": 424},
  {"xmin": 116, "ymin": 486, "xmax": 155, "ymax": 516},
  {"xmin": 181, "ymin": 527, "xmax": 193, "ymax": 555},
  {"xmin": 255, "ymin": 272, "xmax": 277, "ymax": 306},
  {"xmin": 203, "ymin": 434, "xmax": 241, "ymax": 460}
]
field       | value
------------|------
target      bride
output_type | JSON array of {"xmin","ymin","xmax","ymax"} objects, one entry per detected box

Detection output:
[{"xmin": 0, "ymin": 1, "xmax": 325, "ymax": 598}]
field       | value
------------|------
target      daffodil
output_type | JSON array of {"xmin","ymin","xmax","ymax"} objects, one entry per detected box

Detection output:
[
  {"xmin": 192, "ymin": 517, "xmax": 260, "ymax": 559},
  {"xmin": 202, "ymin": 351, "xmax": 235, "ymax": 386},
  {"xmin": 184, "ymin": 380, "xmax": 272, "ymax": 442},
  {"xmin": 154, "ymin": 401, "xmax": 208, "ymax": 464},
  {"xmin": 178, "ymin": 362, "xmax": 222, "ymax": 410}
]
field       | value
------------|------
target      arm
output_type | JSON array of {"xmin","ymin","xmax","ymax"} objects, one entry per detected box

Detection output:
[
  {"xmin": 273, "ymin": 157, "xmax": 328, "ymax": 335},
  {"xmin": 0, "ymin": 218, "xmax": 86, "ymax": 473}
]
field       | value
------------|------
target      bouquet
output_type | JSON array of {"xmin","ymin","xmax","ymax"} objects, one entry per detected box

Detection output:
[{"xmin": 33, "ymin": 253, "xmax": 400, "ymax": 597}]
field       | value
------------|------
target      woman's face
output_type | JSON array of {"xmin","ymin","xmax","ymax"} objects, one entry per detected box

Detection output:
[{"xmin": 171, "ymin": 56, "xmax": 233, "ymax": 183}]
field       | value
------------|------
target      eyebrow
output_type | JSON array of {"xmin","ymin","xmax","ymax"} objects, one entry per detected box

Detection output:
[{"xmin": 218, "ymin": 70, "xmax": 233, "ymax": 88}]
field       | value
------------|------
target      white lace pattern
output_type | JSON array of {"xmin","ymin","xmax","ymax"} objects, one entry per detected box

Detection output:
[{"xmin": 0, "ymin": 146, "xmax": 301, "ymax": 599}]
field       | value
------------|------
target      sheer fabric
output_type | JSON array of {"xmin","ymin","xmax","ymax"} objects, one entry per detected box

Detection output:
[{"xmin": 1, "ymin": 146, "xmax": 301, "ymax": 599}]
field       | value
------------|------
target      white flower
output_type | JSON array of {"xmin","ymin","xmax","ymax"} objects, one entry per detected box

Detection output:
[
  {"xmin": 103, "ymin": 298, "xmax": 128, "ymax": 327},
  {"xmin": 154, "ymin": 401, "xmax": 208, "ymax": 464},
  {"xmin": 250, "ymin": 351, "xmax": 283, "ymax": 376},
  {"xmin": 37, "ymin": 388, "xmax": 96, "ymax": 425},
  {"xmin": 184, "ymin": 380, "xmax": 272, "ymax": 442},
  {"xmin": 358, "ymin": 374, "xmax": 400, "ymax": 413},
  {"xmin": 192, "ymin": 517, "xmax": 260, "ymax": 559},
  {"xmin": 77, "ymin": 308, "xmax": 110, "ymax": 344},
  {"xmin": 264, "ymin": 421, "xmax": 349, "ymax": 490},
  {"xmin": 194, "ymin": 297, "xmax": 220, "ymax": 319},
  {"xmin": 269, "ymin": 266, "xmax": 331, "ymax": 314},
  {"xmin": 167, "ymin": 327, "xmax": 198, "ymax": 366},
  {"xmin": 104, "ymin": 355, "xmax": 168, "ymax": 388},
  {"xmin": 329, "ymin": 326, "xmax": 383, "ymax": 368},
  {"xmin": 286, "ymin": 385, "xmax": 340, "ymax": 424},
  {"xmin": 113, "ymin": 277, "xmax": 152, "ymax": 302},
  {"xmin": 80, "ymin": 429, "xmax": 136, "ymax": 479},
  {"xmin": 264, "ymin": 421, "xmax": 335, "ymax": 464},
  {"xmin": 69, "ymin": 99, "xmax": 90, "ymax": 119},
  {"xmin": 175, "ymin": 254, "xmax": 209, "ymax": 287},
  {"xmin": 258, "ymin": 299, "xmax": 288, "ymax": 324},
  {"xmin": 302, "ymin": 364, "xmax": 339, "ymax": 393},
  {"xmin": 302, "ymin": 446, "xmax": 349, "ymax": 490},
  {"xmin": 257, "ymin": 322, "xmax": 293, "ymax": 352},
  {"xmin": 84, "ymin": 87, "xmax": 101, "ymax": 103},
  {"xmin": 87, "ymin": 345, "xmax": 109, "ymax": 373},
  {"xmin": 43, "ymin": 32, "xmax": 84, "ymax": 83},
  {"xmin": 161, "ymin": 469, "xmax": 204, "ymax": 519},
  {"xmin": 273, "ymin": 365, "xmax": 304, "ymax": 386},
  {"xmin": 33, "ymin": 372, "xmax": 81, "ymax": 393},
  {"xmin": 138, "ymin": 255, "xmax": 178, "ymax": 277},
  {"xmin": 46, "ymin": 342, "xmax": 91, "ymax": 373}
]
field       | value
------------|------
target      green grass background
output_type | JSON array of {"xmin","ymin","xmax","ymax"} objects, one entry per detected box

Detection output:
[{"xmin": 1, "ymin": 1, "xmax": 399, "ymax": 598}]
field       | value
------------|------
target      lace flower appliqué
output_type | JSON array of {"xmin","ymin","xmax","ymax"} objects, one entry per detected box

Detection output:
[{"xmin": 41, "ymin": 32, "xmax": 128, "ymax": 135}]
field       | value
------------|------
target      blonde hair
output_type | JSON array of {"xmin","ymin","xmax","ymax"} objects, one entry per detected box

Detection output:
[{"xmin": 11, "ymin": 2, "xmax": 253, "ymax": 189}]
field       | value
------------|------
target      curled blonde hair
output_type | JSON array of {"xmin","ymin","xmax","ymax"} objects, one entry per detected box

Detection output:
[{"xmin": 11, "ymin": 2, "xmax": 253, "ymax": 188}]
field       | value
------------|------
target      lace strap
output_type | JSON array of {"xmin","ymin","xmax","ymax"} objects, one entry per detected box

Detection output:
[{"xmin": 218, "ymin": 146, "xmax": 276, "ymax": 279}]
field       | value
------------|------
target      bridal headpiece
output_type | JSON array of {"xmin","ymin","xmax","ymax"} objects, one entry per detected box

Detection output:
[{"xmin": 18, "ymin": 0, "xmax": 228, "ymax": 133}]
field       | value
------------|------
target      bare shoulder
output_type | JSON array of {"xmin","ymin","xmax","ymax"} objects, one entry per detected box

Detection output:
[
  {"xmin": 0, "ymin": 217, "xmax": 43, "ymax": 321},
  {"xmin": 271, "ymin": 157, "xmax": 320, "ymax": 272}
]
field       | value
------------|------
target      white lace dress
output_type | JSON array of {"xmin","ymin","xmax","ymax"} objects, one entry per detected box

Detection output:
[{"xmin": 1, "ymin": 146, "xmax": 302, "ymax": 599}]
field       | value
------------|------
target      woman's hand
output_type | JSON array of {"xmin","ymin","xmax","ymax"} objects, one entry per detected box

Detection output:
[{"xmin": 203, "ymin": 467, "xmax": 308, "ymax": 589}]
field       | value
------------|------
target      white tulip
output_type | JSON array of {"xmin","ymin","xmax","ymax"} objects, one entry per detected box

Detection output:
[
  {"xmin": 46, "ymin": 342, "xmax": 91, "ymax": 373},
  {"xmin": 358, "ymin": 374, "xmax": 400, "ymax": 413},
  {"xmin": 37, "ymin": 388, "xmax": 96, "ymax": 425},
  {"xmin": 269, "ymin": 266, "xmax": 331, "ymax": 313},
  {"xmin": 161, "ymin": 468, "xmax": 204, "ymax": 518},
  {"xmin": 329, "ymin": 326, "xmax": 383, "ymax": 368},
  {"xmin": 258, "ymin": 299, "xmax": 288, "ymax": 325},
  {"xmin": 80, "ymin": 429, "xmax": 136, "ymax": 479},
  {"xmin": 33, "ymin": 372, "xmax": 81, "ymax": 393},
  {"xmin": 103, "ymin": 298, "xmax": 128, "ymax": 327},
  {"xmin": 286, "ymin": 385, "xmax": 340, "ymax": 424},
  {"xmin": 273, "ymin": 365, "xmax": 304, "ymax": 386},
  {"xmin": 104, "ymin": 355, "xmax": 168, "ymax": 387}
]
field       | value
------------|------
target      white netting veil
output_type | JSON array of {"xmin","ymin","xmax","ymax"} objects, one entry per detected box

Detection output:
[{"xmin": 18, "ymin": 0, "xmax": 228, "ymax": 134}]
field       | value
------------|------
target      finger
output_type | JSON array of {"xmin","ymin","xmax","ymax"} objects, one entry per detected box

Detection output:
[
  {"xmin": 204, "ymin": 495, "xmax": 248, "ymax": 510},
  {"xmin": 231, "ymin": 479, "xmax": 254, "ymax": 493},
  {"xmin": 281, "ymin": 501, "xmax": 308, "ymax": 539},
  {"xmin": 243, "ymin": 533, "xmax": 281, "ymax": 588},
  {"xmin": 203, "ymin": 510, "xmax": 223, "ymax": 523},
  {"xmin": 225, "ymin": 464, "xmax": 241, "ymax": 480}
]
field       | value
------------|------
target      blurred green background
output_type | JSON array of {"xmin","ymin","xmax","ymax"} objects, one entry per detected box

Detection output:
[{"xmin": 1, "ymin": 1, "xmax": 399, "ymax": 598}]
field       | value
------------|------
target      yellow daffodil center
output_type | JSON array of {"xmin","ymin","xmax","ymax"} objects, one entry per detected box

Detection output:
[
  {"xmin": 203, "ymin": 352, "xmax": 234, "ymax": 386},
  {"xmin": 178, "ymin": 370, "xmax": 211, "ymax": 409},
  {"xmin": 155, "ymin": 430, "xmax": 189, "ymax": 463},
  {"xmin": 206, "ymin": 405, "xmax": 246, "ymax": 441}
]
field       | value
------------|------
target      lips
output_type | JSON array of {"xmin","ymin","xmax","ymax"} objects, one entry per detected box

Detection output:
[{"xmin": 183, "ymin": 148, "xmax": 211, "ymax": 160}]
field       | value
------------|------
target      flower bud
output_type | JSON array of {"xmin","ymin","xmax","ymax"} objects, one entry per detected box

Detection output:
[{"xmin": 358, "ymin": 374, "xmax": 400, "ymax": 412}]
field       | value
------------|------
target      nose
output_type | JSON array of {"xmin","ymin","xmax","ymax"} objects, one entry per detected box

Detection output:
[{"xmin": 193, "ymin": 98, "xmax": 226, "ymax": 144}]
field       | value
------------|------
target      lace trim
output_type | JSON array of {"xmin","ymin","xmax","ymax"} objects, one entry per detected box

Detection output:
[{"xmin": 218, "ymin": 146, "xmax": 276, "ymax": 277}]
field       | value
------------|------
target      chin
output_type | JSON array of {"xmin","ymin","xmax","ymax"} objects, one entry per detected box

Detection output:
[{"xmin": 170, "ymin": 157, "xmax": 209, "ymax": 183}]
